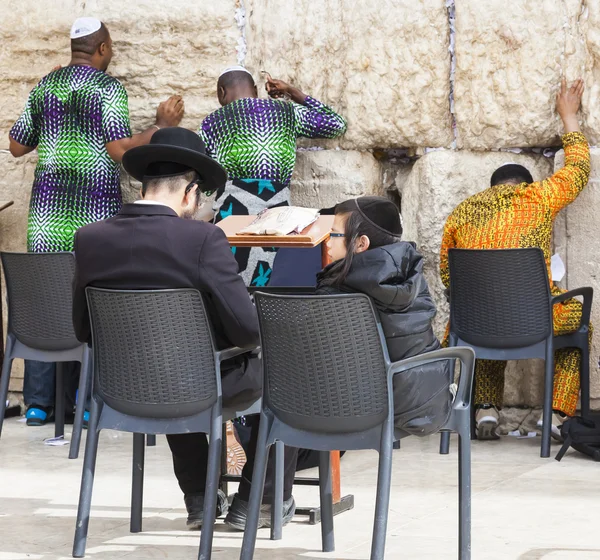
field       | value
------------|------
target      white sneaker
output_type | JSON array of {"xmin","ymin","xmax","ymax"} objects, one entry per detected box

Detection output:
[
  {"xmin": 537, "ymin": 412, "xmax": 565, "ymax": 442},
  {"xmin": 476, "ymin": 405, "xmax": 500, "ymax": 440}
]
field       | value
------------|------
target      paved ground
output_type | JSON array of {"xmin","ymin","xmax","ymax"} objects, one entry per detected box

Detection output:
[{"xmin": 1, "ymin": 418, "xmax": 600, "ymax": 559}]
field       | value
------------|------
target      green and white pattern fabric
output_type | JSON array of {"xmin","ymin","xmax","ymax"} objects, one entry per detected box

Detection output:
[
  {"xmin": 199, "ymin": 96, "xmax": 346, "ymax": 286},
  {"xmin": 10, "ymin": 65, "xmax": 131, "ymax": 252}
]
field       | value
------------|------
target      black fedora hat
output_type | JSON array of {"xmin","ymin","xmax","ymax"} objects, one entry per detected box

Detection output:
[{"xmin": 122, "ymin": 127, "xmax": 227, "ymax": 191}]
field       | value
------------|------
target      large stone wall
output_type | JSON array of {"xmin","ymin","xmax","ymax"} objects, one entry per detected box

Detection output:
[
  {"xmin": 2, "ymin": 1, "xmax": 600, "ymax": 412},
  {"xmin": 245, "ymin": 0, "xmax": 453, "ymax": 149}
]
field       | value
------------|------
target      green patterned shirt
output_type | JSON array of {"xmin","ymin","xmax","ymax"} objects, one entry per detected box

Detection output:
[{"xmin": 10, "ymin": 65, "xmax": 131, "ymax": 252}]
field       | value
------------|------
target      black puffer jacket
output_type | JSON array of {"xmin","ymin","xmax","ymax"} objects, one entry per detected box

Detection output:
[{"xmin": 316, "ymin": 241, "xmax": 452, "ymax": 436}]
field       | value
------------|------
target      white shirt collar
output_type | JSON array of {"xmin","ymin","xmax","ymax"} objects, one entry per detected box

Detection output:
[{"xmin": 133, "ymin": 200, "xmax": 169, "ymax": 206}]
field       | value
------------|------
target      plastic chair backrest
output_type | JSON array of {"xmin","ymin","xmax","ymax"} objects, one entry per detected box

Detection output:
[
  {"xmin": 1, "ymin": 252, "xmax": 80, "ymax": 351},
  {"xmin": 254, "ymin": 292, "xmax": 389, "ymax": 434},
  {"xmin": 449, "ymin": 248, "xmax": 552, "ymax": 349},
  {"xmin": 86, "ymin": 288, "xmax": 219, "ymax": 418}
]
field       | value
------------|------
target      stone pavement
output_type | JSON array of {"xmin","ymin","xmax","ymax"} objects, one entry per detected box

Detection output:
[{"xmin": 1, "ymin": 418, "xmax": 600, "ymax": 560}]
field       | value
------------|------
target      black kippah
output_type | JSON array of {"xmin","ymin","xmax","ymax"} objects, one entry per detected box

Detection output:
[
  {"xmin": 490, "ymin": 164, "xmax": 533, "ymax": 187},
  {"xmin": 354, "ymin": 196, "xmax": 402, "ymax": 236}
]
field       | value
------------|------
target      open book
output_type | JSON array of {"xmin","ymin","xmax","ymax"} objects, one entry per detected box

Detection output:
[{"xmin": 238, "ymin": 206, "xmax": 320, "ymax": 236}]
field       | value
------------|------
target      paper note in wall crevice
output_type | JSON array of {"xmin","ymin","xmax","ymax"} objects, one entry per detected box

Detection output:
[
  {"xmin": 551, "ymin": 253, "xmax": 566, "ymax": 283},
  {"xmin": 238, "ymin": 207, "xmax": 319, "ymax": 236}
]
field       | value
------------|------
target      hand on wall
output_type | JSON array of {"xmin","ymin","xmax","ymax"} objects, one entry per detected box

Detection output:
[
  {"xmin": 156, "ymin": 95, "xmax": 184, "ymax": 128},
  {"xmin": 263, "ymin": 72, "xmax": 307, "ymax": 105},
  {"xmin": 557, "ymin": 78, "xmax": 584, "ymax": 134}
]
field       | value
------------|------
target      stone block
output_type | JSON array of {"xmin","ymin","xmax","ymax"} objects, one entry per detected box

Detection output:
[
  {"xmin": 290, "ymin": 150, "xmax": 384, "ymax": 209},
  {"xmin": 555, "ymin": 148, "xmax": 600, "ymax": 405},
  {"xmin": 245, "ymin": 0, "xmax": 452, "ymax": 150},
  {"xmin": 454, "ymin": 0, "xmax": 596, "ymax": 149},
  {"xmin": 1, "ymin": 1, "xmax": 240, "ymax": 147},
  {"xmin": 0, "ymin": 1, "xmax": 78, "ymax": 149},
  {"xmin": 0, "ymin": 153, "xmax": 35, "ymax": 253},
  {"xmin": 82, "ymin": 0, "xmax": 239, "ymax": 132},
  {"xmin": 402, "ymin": 150, "xmax": 553, "ymax": 407},
  {"xmin": 499, "ymin": 407, "xmax": 540, "ymax": 435}
]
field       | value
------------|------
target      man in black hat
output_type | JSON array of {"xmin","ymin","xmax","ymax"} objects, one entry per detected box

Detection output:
[{"xmin": 72, "ymin": 127, "xmax": 297, "ymax": 530}]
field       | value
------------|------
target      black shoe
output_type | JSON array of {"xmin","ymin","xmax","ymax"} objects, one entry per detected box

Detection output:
[
  {"xmin": 184, "ymin": 490, "xmax": 228, "ymax": 530},
  {"xmin": 224, "ymin": 493, "xmax": 296, "ymax": 531},
  {"xmin": 25, "ymin": 405, "xmax": 54, "ymax": 426}
]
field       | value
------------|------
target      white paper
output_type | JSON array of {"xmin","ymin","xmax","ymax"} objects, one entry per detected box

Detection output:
[
  {"xmin": 239, "ymin": 207, "xmax": 319, "ymax": 236},
  {"xmin": 517, "ymin": 431, "xmax": 538, "ymax": 439},
  {"xmin": 44, "ymin": 435, "xmax": 69, "ymax": 446},
  {"xmin": 507, "ymin": 430, "xmax": 521, "ymax": 437},
  {"xmin": 551, "ymin": 254, "xmax": 566, "ymax": 282}
]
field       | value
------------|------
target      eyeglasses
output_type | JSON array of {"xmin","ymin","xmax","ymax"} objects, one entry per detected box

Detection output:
[
  {"xmin": 329, "ymin": 232, "xmax": 346, "ymax": 238},
  {"xmin": 185, "ymin": 179, "xmax": 215, "ymax": 199}
]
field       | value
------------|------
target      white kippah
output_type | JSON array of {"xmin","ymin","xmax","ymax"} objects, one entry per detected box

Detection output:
[
  {"xmin": 70, "ymin": 17, "xmax": 102, "ymax": 39},
  {"xmin": 219, "ymin": 65, "xmax": 252, "ymax": 78}
]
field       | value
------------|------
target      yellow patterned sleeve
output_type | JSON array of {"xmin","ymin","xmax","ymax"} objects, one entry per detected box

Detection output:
[
  {"xmin": 539, "ymin": 131, "xmax": 590, "ymax": 216},
  {"xmin": 440, "ymin": 212, "xmax": 457, "ymax": 288}
]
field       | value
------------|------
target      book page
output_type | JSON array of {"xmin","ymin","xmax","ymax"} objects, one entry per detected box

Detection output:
[{"xmin": 238, "ymin": 207, "xmax": 319, "ymax": 236}]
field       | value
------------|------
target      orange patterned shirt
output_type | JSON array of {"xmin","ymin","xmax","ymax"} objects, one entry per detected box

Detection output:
[{"xmin": 440, "ymin": 132, "xmax": 590, "ymax": 289}]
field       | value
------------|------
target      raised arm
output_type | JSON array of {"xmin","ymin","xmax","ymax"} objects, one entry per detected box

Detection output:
[
  {"xmin": 105, "ymin": 94, "xmax": 185, "ymax": 163},
  {"xmin": 540, "ymin": 79, "xmax": 590, "ymax": 216},
  {"xmin": 264, "ymin": 76, "xmax": 347, "ymax": 139}
]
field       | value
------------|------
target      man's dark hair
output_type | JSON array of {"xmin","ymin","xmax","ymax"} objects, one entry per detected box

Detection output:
[
  {"xmin": 71, "ymin": 22, "xmax": 109, "ymax": 56},
  {"xmin": 490, "ymin": 164, "xmax": 534, "ymax": 187},
  {"xmin": 217, "ymin": 70, "xmax": 255, "ymax": 92},
  {"xmin": 142, "ymin": 170, "xmax": 198, "ymax": 198}
]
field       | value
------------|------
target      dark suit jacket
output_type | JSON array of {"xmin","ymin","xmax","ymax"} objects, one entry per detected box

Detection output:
[{"xmin": 72, "ymin": 203, "xmax": 261, "ymax": 404}]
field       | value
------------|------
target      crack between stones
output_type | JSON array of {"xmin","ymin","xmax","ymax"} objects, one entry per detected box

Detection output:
[
  {"xmin": 235, "ymin": 0, "xmax": 247, "ymax": 66},
  {"xmin": 446, "ymin": 0, "xmax": 458, "ymax": 149}
]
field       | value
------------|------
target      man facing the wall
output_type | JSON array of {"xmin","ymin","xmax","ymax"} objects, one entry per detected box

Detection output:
[
  {"xmin": 440, "ymin": 79, "xmax": 591, "ymax": 440},
  {"xmin": 8, "ymin": 16, "xmax": 183, "ymax": 426}
]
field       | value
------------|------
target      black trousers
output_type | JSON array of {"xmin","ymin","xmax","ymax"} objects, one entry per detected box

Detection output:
[{"xmin": 167, "ymin": 414, "xmax": 298, "ymax": 503}]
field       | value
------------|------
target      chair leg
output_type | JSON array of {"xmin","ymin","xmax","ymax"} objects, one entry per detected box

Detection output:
[
  {"xmin": 70, "ymin": 349, "xmax": 91, "ymax": 459},
  {"xmin": 219, "ymin": 423, "xmax": 229, "ymax": 497},
  {"xmin": 318, "ymin": 450, "xmax": 335, "ymax": 553},
  {"xmin": 270, "ymin": 440, "xmax": 284, "ymax": 541},
  {"xmin": 0, "ymin": 338, "xmax": 15, "ymax": 439},
  {"xmin": 457, "ymin": 412, "xmax": 472, "ymax": 560},
  {"xmin": 240, "ymin": 416, "xmax": 271, "ymax": 560},
  {"xmin": 146, "ymin": 434, "xmax": 156, "ymax": 447},
  {"xmin": 580, "ymin": 340, "xmax": 591, "ymax": 418},
  {"xmin": 440, "ymin": 431, "xmax": 451, "ymax": 455},
  {"xmin": 541, "ymin": 343, "xmax": 554, "ymax": 458},
  {"xmin": 72, "ymin": 399, "xmax": 101, "ymax": 558},
  {"xmin": 198, "ymin": 413, "xmax": 223, "ymax": 560},
  {"xmin": 370, "ymin": 429, "xmax": 393, "ymax": 560},
  {"xmin": 130, "ymin": 433, "xmax": 145, "ymax": 533},
  {"xmin": 54, "ymin": 362, "xmax": 65, "ymax": 439}
]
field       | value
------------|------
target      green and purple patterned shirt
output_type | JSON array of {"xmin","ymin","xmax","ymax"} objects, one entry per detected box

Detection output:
[
  {"xmin": 199, "ymin": 96, "xmax": 347, "ymax": 187},
  {"xmin": 10, "ymin": 65, "xmax": 131, "ymax": 252}
]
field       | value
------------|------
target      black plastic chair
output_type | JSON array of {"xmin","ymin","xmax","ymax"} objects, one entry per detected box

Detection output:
[
  {"xmin": 439, "ymin": 248, "xmax": 593, "ymax": 459},
  {"xmin": 0, "ymin": 252, "xmax": 91, "ymax": 459},
  {"xmin": 240, "ymin": 293, "xmax": 475, "ymax": 560},
  {"xmin": 72, "ymin": 288, "xmax": 258, "ymax": 560}
]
